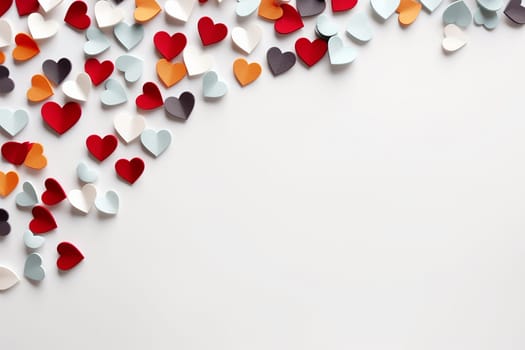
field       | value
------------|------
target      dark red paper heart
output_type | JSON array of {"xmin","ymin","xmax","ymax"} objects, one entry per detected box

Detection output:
[
  {"xmin": 115, "ymin": 157, "xmax": 145, "ymax": 185},
  {"xmin": 30, "ymin": 205, "xmax": 57, "ymax": 234},
  {"xmin": 64, "ymin": 1, "xmax": 91, "ymax": 30},
  {"xmin": 295, "ymin": 37, "xmax": 328, "ymax": 67},
  {"xmin": 0, "ymin": 0, "xmax": 12, "ymax": 17},
  {"xmin": 15, "ymin": 0, "xmax": 39, "ymax": 16},
  {"xmin": 1, "ymin": 141, "xmax": 32, "ymax": 165},
  {"xmin": 41, "ymin": 178, "xmax": 67, "ymax": 206},
  {"xmin": 197, "ymin": 16, "xmax": 228, "ymax": 46},
  {"xmin": 153, "ymin": 31, "xmax": 187, "ymax": 60},
  {"xmin": 331, "ymin": 0, "xmax": 357, "ymax": 12},
  {"xmin": 57, "ymin": 242, "xmax": 84, "ymax": 271},
  {"xmin": 136, "ymin": 82, "xmax": 163, "ymax": 110},
  {"xmin": 86, "ymin": 134, "xmax": 118, "ymax": 162},
  {"xmin": 41, "ymin": 101, "xmax": 82, "ymax": 135},
  {"xmin": 84, "ymin": 58, "xmax": 114, "ymax": 86},
  {"xmin": 275, "ymin": 4, "xmax": 304, "ymax": 35}
]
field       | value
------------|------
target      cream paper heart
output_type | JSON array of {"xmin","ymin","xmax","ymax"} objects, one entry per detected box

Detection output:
[
  {"xmin": 442, "ymin": 24, "xmax": 468, "ymax": 52},
  {"xmin": 68, "ymin": 184, "xmax": 97, "ymax": 214},
  {"xmin": 231, "ymin": 23, "xmax": 262, "ymax": 54},
  {"xmin": 95, "ymin": 0, "xmax": 124, "ymax": 29},
  {"xmin": 62, "ymin": 73, "xmax": 91, "ymax": 102},
  {"xmin": 27, "ymin": 13, "xmax": 59, "ymax": 40},
  {"xmin": 113, "ymin": 113, "xmax": 146, "ymax": 143},
  {"xmin": 165, "ymin": 0, "xmax": 196, "ymax": 22}
]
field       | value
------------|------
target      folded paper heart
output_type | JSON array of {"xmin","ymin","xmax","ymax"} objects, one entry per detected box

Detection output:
[
  {"xmin": 114, "ymin": 22, "xmax": 144, "ymax": 51},
  {"xmin": 77, "ymin": 161, "xmax": 99, "ymax": 183},
  {"xmin": 328, "ymin": 36, "xmax": 357, "ymax": 65},
  {"xmin": 0, "ymin": 65, "xmax": 14, "ymax": 94},
  {"xmin": 38, "ymin": 0, "xmax": 63, "ymax": 13},
  {"xmin": 420, "ymin": 0, "xmax": 442, "ymax": 12},
  {"xmin": 23, "ymin": 230, "xmax": 45, "ymax": 249},
  {"xmin": 94, "ymin": 190, "xmax": 119, "ymax": 215},
  {"xmin": 134, "ymin": 0, "xmax": 161, "ymax": 23},
  {"xmin": 136, "ymin": 82, "xmax": 163, "ymax": 110},
  {"xmin": 258, "ymin": 0, "xmax": 283, "ymax": 20},
  {"xmin": 156, "ymin": 59, "xmax": 186, "ymax": 88},
  {"xmin": 474, "ymin": 7, "xmax": 498, "ymax": 30},
  {"xmin": 183, "ymin": 45, "xmax": 213, "ymax": 76},
  {"xmin": 442, "ymin": 23, "xmax": 468, "ymax": 52},
  {"xmin": 198, "ymin": 16, "xmax": 228, "ymax": 46},
  {"xmin": 274, "ymin": 4, "xmax": 304, "ymax": 35},
  {"xmin": 86, "ymin": 134, "xmax": 118, "ymax": 162},
  {"xmin": 332, "ymin": 0, "xmax": 357, "ymax": 12},
  {"xmin": 236, "ymin": 0, "xmax": 260, "ymax": 17},
  {"xmin": 295, "ymin": 37, "xmax": 328, "ymax": 67},
  {"xmin": 165, "ymin": 0, "xmax": 196, "ymax": 22},
  {"xmin": 154, "ymin": 31, "xmax": 186, "ymax": 61},
  {"xmin": 84, "ymin": 27, "xmax": 110, "ymax": 56},
  {"xmin": 27, "ymin": 12, "xmax": 59, "ymax": 40},
  {"xmin": 113, "ymin": 113, "xmax": 146, "ymax": 143},
  {"xmin": 396, "ymin": 0, "xmax": 422, "ymax": 25},
  {"xmin": 68, "ymin": 183, "xmax": 97, "ymax": 214},
  {"xmin": 477, "ymin": 0, "xmax": 502, "ymax": 12},
  {"xmin": 0, "ymin": 171, "xmax": 18, "ymax": 197},
  {"xmin": 232, "ymin": 23, "xmax": 262, "ymax": 55},
  {"xmin": 141, "ymin": 129, "xmax": 172, "ymax": 157},
  {"xmin": 16, "ymin": 181, "xmax": 38, "ymax": 208},
  {"xmin": 443, "ymin": 0, "xmax": 472, "ymax": 28},
  {"xmin": 0, "ymin": 52, "xmax": 4, "ymax": 64},
  {"xmin": 64, "ymin": 1, "xmax": 91, "ymax": 30},
  {"xmin": 346, "ymin": 12, "xmax": 373, "ymax": 42},
  {"xmin": 202, "ymin": 71, "xmax": 227, "ymax": 99},
  {"xmin": 0, "ymin": 1, "xmax": 12, "ymax": 18},
  {"xmin": 115, "ymin": 157, "xmax": 145, "ymax": 184},
  {"xmin": 316, "ymin": 14, "xmax": 337, "ymax": 38},
  {"xmin": 1, "ymin": 141, "xmax": 32, "ymax": 165},
  {"xmin": 296, "ymin": 0, "xmax": 326, "ymax": 17},
  {"xmin": 56, "ymin": 242, "xmax": 84, "ymax": 270},
  {"xmin": 24, "ymin": 142, "xmax": 47, "ymax": 169},
  {"xmin": 42, "ymin": 58, "xmax": 72, "ymax": 86},
  {"xmin": 504, "ymin": 0, "xmax": 525, "ymax": 24},
  {"xmin": 94, "ymin": 0, "xmax": 123, "ymax": 28},
  {"xmin": 84, "ymin": 58, "xmax": 114, "ymax": 86},
  {"xmin": 0, "ymin": 109, "xmax": 29, "ymax": 136},
  {"xmin": 41, "ymin": 101, "xmax": 82, "ymax": 135},
  {"xmin": 24, "ymin": 253, "xmax": 45, "ymax": 281},
  {"xmin": 15, "ymin": 0, "xmax": 39, "ymax": 16},
  {"xmin": 164, "ymin": 91, "xmax": 195, "ymax": 120},
  {"xmin": 371, "ymin": 0, "xmax": 401, "ymax": 20},
  {"xmin": 41, "ymin": 178, "xmax": 66, "ymax": 206},
  {"xmin": 115, "ymin": 55, "xmax": 143, "ymax": 83},
  {"xmin": 29, "ymin": 205, "xmax": 57, "ymax": 234},
  {"xmin": 233, "ymin": 58, "xmax": 262, "ymax": 87},
  {"xmin": 266, "ymin": 47, "xmax": 296, "ymax": 76},
  {"xmin": 12, "ymin": 32, "xmax": 40, "ymax": 61},
  {"xmin": 100, "ymin": 79, "xmax": 128, "ymax": 106},
  {"xmin": 0, "ymin": 208, "xmax": 10, "ymax": 236},
  {"xmin": 62, "ymin": 73, "xmax": 91, "ymax": 102},
  {"xmin": 27, "ymin": 74, "xmax": 54, "ymax": 103},
  {"xmin": 0, "ymin": 19, "xmax": 13, "ymax": 49},
  {"xmin": 0, "ymin": 266, "xmax": 19, "ymax": 291}
]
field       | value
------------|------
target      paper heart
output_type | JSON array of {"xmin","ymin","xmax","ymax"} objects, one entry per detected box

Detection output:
[
  {"xmin": 115, "ymin": 157, "xmax": 145, "ymax": 184},
  {"xmin": 38, "ymin": 0, "xmax": 63, "ymax": 13},
  {"xmin": 198, "ymin": 16, "xmax": 228, "ymax": 46},
  {"xmin": 24, "ymin": 143, "xmax": 47, "ymax": 170},
  {"xmin": 42, "ymin": 58, "xmax": 72, "ymax": 86},
  {"xmin": 86, "ymin": 134, "xmax": 117, "ymax": 162},
  {"xmin": 316, "ymin": 14, "xmax": 337, "ymax": 38},
  {"xmin": 0, "ymin": 171, "xmax": 18, "ymax": 197},
  {"xmin": 0, "ymin": 266, "xmax": 19, "ymax": 291},
  {"xmin": 15, "ymin": 0, "xmax": 39, "ymax": 16},
  {"xmin": 94, "ymin": 0, "xmax": 123, "ymax": 28},
  {"xmin": 165, "ymin": 0, "xmax": 196, "ymax": 22},
  {"xmin": 141, "ymin": 129, "xmax": 172, "ymax": 157},
  {"xmin": 84, "ymin": 58, "xmax": 114, "ymax": 86},
  {"xmin": 233, "ymin": 58, "xmax": 261, "ymax": 87},
  {"xmin": 474, "ymin": 7, "xmax": 498, "ymax": 29},
  {"xmin": 57, "ymin": 242, "xmax": 84, "ymax": 271},
  {"xmin": 115, "ymin": 55, "xmax": 143, "ymax": 83},
  {"xmin": 258, "ymin": 0, "xmax": 283, "ymax": 20},
  {"xmin": 68, "ymin": 183, "xmax": 97, "ymax": 214},
  {"xmin": 41, "ymin": 178, "xmax": 66, "ymax": 206},
  {"xmin": 504, "ymin": 0, "xmax": 525, "ymax": 24},
  {"xmin": 164, "ymin": 91, "xmax": 195, "ymax": 120},
  {"xmin": 202, "ymin": 71, "xmax": 227, "ymax": 99},
  {"xmin": 0, "ymin": 109, "xmax": 28, "ymax": 136},
  {"xmin": 396, "ymin": 0, "xmax": 422, "ymax": 25},
  {"xmin": 332, "ymin": 0, "xmax": 357, "ymax": 12},
  {"xmin": 296, "ymin": 0, "xmax": 325, "ymax": 17},
  {"xmin": 27, "ymin": 12, "xmax": 59, "ymax": 40},
  {"xmin": 24, "ymin": 253, "xmax": 45, "ymax": 281},
  {"xmin": 27, "ymin": 74, "xmax": 54, "ymax": 102},
  {"xmin": 30, "ymin": 205, "xmax": 57, "ymax": 234},
  {"xmin": 371, "ymin": 0, "xmax": 401, "ymax": 20},
  {"xmin": 328, "ymin": 36, "xmax": 357, "ymax": 65},
  {"xmin": 154, "ymin": 31, "xmax": 187, "ymax": 60},
  {"xmin": 136, "ymin": 82, "xmax": 163, "ymax": 110},
  {"xmin": 94, "ymin": 190, "xmax": 119, "ymax": 215},
  {"xmin": 0, "ymin": 52, "xmax": 4, "ymax": 64},
  {"xmin": 156, "ymin": 59, "xmax": 186, "ymax": 88},
  {"xmin": 100, "ymin": 78, "xmax": 127, "ymax": 106},
  {"xmin": 12, "ymin": 33, "xmax": 40, "ymax": 62},
  {"xmin": 275, "ymin": 4, "xmax": 304, "ymax": 35},
  {"xmin": 295, "ymin": 37, "xmax": 328, "ymax": 67},
  {"xmin": 1, "ymin": 141, "xmax": 32, "ymax": 165},
  {"xmin": 16, "ymin": 181, "xmax": 38, "ymax": 208},
  {"xmin": 236, "ymin": 0, "xmax": 260, "ymax": 17},
  {"xmin": 41, "ymin": 101, "xmax": 82, "ymax": 135},
  {"xmin": 477, "ymin": 0, "xmax": 502, "ymax": 12},
  {"xmin": 114, "ymin": 22, "xmax": 144, "ymax": 51},
  {"xmin": 0, "ymin": 66, "xmax": 14, "ymax": 94},
  {"xmin": 77, "ymin": 161, "xmax": 99, "ymax": 183},
  {"xmin": 443, "ymin": 0, "xmax": 472, "ymax": 28},
  {"xmin": 442, "ymin": 23, "xmax": 468, "ymax": 52},
  {"xmin": 0, "ymin": 19, "xmax": 13, "ymax": 49},
  {"xmin": 346, "ymin": 12, "xmax": 373, "ymax": 42},
  {"xmin": 232, "ymin": 23, "xmax": 262, "ymax": 55},
  {"xmin": 420, "ymin": 0, "xmax": 442, "ymax": 12},
  {"xmin": 83, "ymin": 27, "xmax": 110, "ymax": 56},
  {"xmin": 134, "ymin": 0, "xmax": 161, "ymax": 23},
  {"xmin": 114, "ymin": 113, "xmax": 146, "ymax": 143},
  {"xmin": 183, "ymin": 46, "xmax": 213, "ymax": 77},
  {"xmin": 24, "ymin": 230, "xmax": 45, "ymax": 249},
  {"xmin": 64, "ymin": 1, "xmax": 91, "ymax": 30},
  {"xmin": 0, "ymin": 1, "xmax": 12, "ymax": 17},
  {"xmin": 0, "ymin": 208, "xmax": 10, "ymax": 236},
  {"xmin": 62, "ymin": 73, "xmax": 91, "ymax": 102},
  {"xmin": 266, "ymin": 47, "xmax": 296, "ymax": 76}
]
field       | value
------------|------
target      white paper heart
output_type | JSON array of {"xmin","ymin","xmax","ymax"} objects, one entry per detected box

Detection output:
[
  {"xmin": 183, "ymin": 46, "xmax": 214, "ymax": 77},
  {"xmin": 0, "ymin": 19, "xmax": 13, "ymax": 49},
  {"xmin": 442, "ymin": 24, "xmax": 468, "ymax": 52},
  {"xmin": 371, "ymin": 0, "xmax": 401, "ymax": 20},
  {"xmin": 0, "ymin": 109, "xmax": 29, "ymax": 137},
  {"xmin": 27, "ymin": 12, "xmax": 59, "ymax": 40},
  {"xmin": 232, "ymin": 23, "xmax": 262, "ymax": 55},
  {"xmin": 100, "ymin": 78, "xmax": 128, "ymax": 106},
  {"xmin": 328, "ymin": 36, "xmax": 357, "ymax": 65},
  {"xmin": 141, "ymin": 129, "xmax": 172, "ymax": 157},
  {"xmin": 346, "ymin": 12, "xmax": 373, "ymax": 42},
  {"xmin": 16, "ymin": 181, "xmax": 38, "ymax": 208},
  {"xmin": 316, "ymin": 14, "xmax": 338, "ymax": 38},
  {"xmin": 165, "ymin": 0, "xmax": 196, "ymax": 22},
  {"xmin": 95, "ymin": 0, "xmax": 124, "ymax": 29},
  {"xmin": 77, "ymin": 161, "xmax": 99, "ymax": 183},
  {"xmin": 202, "ymin": 71, "xmax": 227, "ymax": 99},
  {"xmin": 23, "ymin": 230, "xmax": 45, "ymax": 250},
  {"xmin": 84, "ymin": 27, "xmax": 111, "ymax": 56},
  {"xmin": 95, "ymin": 190, "xmax": 119, "ymax": 215},
  {"xmin": 236, "ymin": 0, "xmax": 260, "ymax": 17},
  {"xmin": 68, "ymin": 184, "xmax": 97, "ymax": 214},
  {"xmin": 38, "ymin": 0, "xmax": 63, "ymax": 13},
  {"xmin": 114, "ymin": 113, "xmax": 146, "ymax": 143},
  {"xmin": 62, "ymin": 73, "xmax": 91, "ymax": 102},
  {"xmin": 115, "ymin": 55, "xmax": 143, "ymax": 83},
  {"xmin": 0, "ymin": 266, "xmax": 20, "ymax": 291}
]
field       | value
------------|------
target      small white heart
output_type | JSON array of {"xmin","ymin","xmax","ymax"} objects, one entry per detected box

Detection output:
[
  {"xmin": 442, "ymin": 23, "xmax": 468, "ymax": 52},
  {"xmin": 77, "ymin": 161, "xmax": 99, "ymax": 183},
  {"xmin": 62, "ymin": 73, "xmax": 91, "ymax": 102},
  {"xmin": 23, "ymin": 230, "xmax": 45, "ymax": 250},
  {"xmin": 232, "ymin": 23, "xmax": 262, "ymax": 55},
  {"xmin": 0, "ymin": 19, "xmax": 13, "ymax": 49},
  {"xmin": 114, "ymin": 113, "xmax": 146, "ymax": 143},
  {"xmin": 140, "ymin": 129, "xmax": 172, "ymax": 157},
  {"xmin": 27, "ymin": 13, "xmax": 59, "ymax": 40},
  {"xmin": 328, "ymin": 36, "xmax": 357, "ymax": 65},
  {"xmin": 346, "ymin": 12, "xmax": 373, "ymax": 42},
  {"xmin": 95, "ymin": 0, "xmax": 124, "ymax": 29},
  {"xmin": 236, "ymin": 0, "xmax": 260, "ymax": 17},
  {"xmin": 183, "ymin": 46, "xmax": 214, "ymax": 77},
  {"xmin": 165, "ymin": 0, "xmax": 196, "ymax": 22},
  {"xmin": 0, "ymin": 109, "xmax": 29, "ymax": 137},
  {"xmin": 371, "ymin": 0, "xmax": 401, "ymax": 20},
  {"xmin": 38, "ymin": 0, "xmax": 63, "ymax": 13},
  {"xmin": 0, "ymin": 266, "xmax": 20, "ymax": 291},
  {"xmin": 68, "ymin": 184, "xmax": 97, "ymax": 214},
  {"xmin": 95, "ymin": 190, "xmax": 119, "ymax": 215},
  {"xmin": 15, "ymin": 181, "xmax": 38, "ymax": 208}
]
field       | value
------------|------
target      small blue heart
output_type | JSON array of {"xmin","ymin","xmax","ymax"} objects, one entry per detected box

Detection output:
[
  {"xmin": 84, "ymin": 27, "xmax": 111, "ymax": 56},
  {"xmin": 115, "ymin": 55, "xmax": 143, "ymax": 83},
  {"xmin": 24, "ymin": 253, "xmax": 45, "ymax": 282},
  {"xmin": 77, "ymin": 161, "xmax": 99, "ymax": 183},
  {"xmin": 140, "ymin": 129, "xmax": 172, "ymax": 158},
  {"xmin": 474, "ymin": 7, "xmax": 498, "ymax": 29},
  {"xmin": 23, "ymin": 230, "xmax": 45, "ymax": 250},
  {"xmin": 443, "ymin": 0, "xmax": 473, "ymax": 28},
  {"xmin": 15, "ymin": 181, "xmax": 38, "ymax": 208},
  {"xmin": 0, "ymin": 109, "xmax": 28, "ymax": 137},
  {"xmin": 100, "ymin": 78, "xmax": 128, "ymax": 106},
  {"xmin": 202, "ymin": 71, "xmax": 227, "ymax": 99},
  {"xmin": 113, "ymin": 22, "xmax": 144, "ymax": 51}
]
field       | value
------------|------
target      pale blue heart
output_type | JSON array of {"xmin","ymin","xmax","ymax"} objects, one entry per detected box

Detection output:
[
  {"xmin": 443, "ymin": 0, "xmax": 472, "ymax": 28},
  {"xmin": 24, "ymin": 253, "xmax": 45, "ymax": 281},
  {"xmin": 473, "ymin": 7, "xmax": 498, "ymax": 29},
  {"xmin": 115, "ymin": 55, "xmax": 143, "ymax": 83},
  {"xmin": 328, "ymin": 36, "xmax": 357, "ymax": 65},
  {"xmin": 346, "ymin": 12, "xmax": 373, "ymax": 42},
  {"xmin": 370, "ymin": 0, "xmax": 401, "ymax": 20},
  {"xmin": 23, "ymin": 230, "xmax": 45, "ymax": 250},
  {"xmin": 236, "ymin": 0, "xmax": 260, "ymax": 17},
  {"xmin": 202, "ymin": 71, "xmax": 227, "ymax": 99},
  {"xmin": 140, "ymin": 129, "xmax": 172, "ymax": 158},
  {"xmin": 0, "ymin": 109, "xmax": 28, "ymax": 137},
  {"xmin": 15, "ymin": 181, "xmax": 38, "ymax": 208},
  {"xmin": 95, "ymin": 190, "xmax": 119, "ymax": 215},
  {"xmin": 100, "ymin": 79, "xmax": 128, "ymax": 106},
  {"xmin": 316, "ymin": 14, "xmax": 338, "ymax": 38},
  {"xmin": 476, "ymin": 0, "xmax": 502, "ymax": 11},
  {"xmin": 77, "ymin": 161, "xmax": 98, "ymax": 183},
  {"xmin": 113, "ymin": 22, "xmax": 144, "ymax": 51},
  {"xmin": 84, "ymin": 27, "xmax": 111, "ymax": 56},
  {"xmin": 420, "ymin": 0, "xmax": 442, "ymax": 12}
]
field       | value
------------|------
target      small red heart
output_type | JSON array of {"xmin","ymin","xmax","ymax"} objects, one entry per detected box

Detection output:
[
  {"xmin": 331, "ymin": 0, "xmax": 358, "ymax": 11},
  {"xmin": 30, "ymin": 205, "xmax": 57, "ymax": 234},
  {"xmin": 153, "ymin": 31, "xmax": 187, "ymax": 61},
  {"xmin": 41, "ymin": 178, "xmax": 66, "ymax": 206},
  {"xmin": 41, "ymin": 101, "xmax": 82, "ymax": 135},
  {"xmin": 136, "ymin": 82, "xmax": 163, "ymax": 110},
  {"xmin": 295, "ymin": 37, "xmax": 328, "ymax": 67},
  {"xmin": 0, "ymin": 0, "xmax": 12, "ymax": 17},
  {"xmin": 1, "ymin": 141, "xmax": 32, "ymax": 165},
  {"xmin": 64, "ymin": 1, "xmax": 91, "ymax": 30},
  {"xmin": 199, "ymin": 0, "xmax": 207, "ymax": 3},
  {"xmin": 84, "ymin": 58, "xmax": 114, "ymax": 86},
  {"xmin": 197, "ymin": 16, "xmax": 228, "ymax": 46},
  {"xmin": 274, "ymin": 4, "xmax": 304, "ymax": 35},
  {"xmin": 15, "ymin": 0, "xmax": 38, "ymax": 16},
  {"xmin": 115, "ymin": 157, "xmax": 145, "ymax": 184},
  {"xmin": 86, "ymin": 134, "xmax": 118, "ymax": 162},
  {"xmin": 57, "ymin": 242, "xmax": 84, "ymax": 271}
]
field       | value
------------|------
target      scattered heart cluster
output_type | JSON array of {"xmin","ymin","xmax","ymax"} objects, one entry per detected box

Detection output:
[{"xmin": 0, "ymin": 0, "xmax": 520, "ymax": 291}]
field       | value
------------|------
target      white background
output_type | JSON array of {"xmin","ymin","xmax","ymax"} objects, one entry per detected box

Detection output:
[{"xmin": 1, "ymin": 0, "xmax": 525, "ymax": 349}]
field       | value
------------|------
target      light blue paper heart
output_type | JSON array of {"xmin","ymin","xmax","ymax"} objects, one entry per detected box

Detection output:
[
  {"xmin": 95, "ymin": 190, "xmax": 119, "ymax": 215},
  {"xmin": 84, "ymin": 27, "xmax": 111, "ymax": 56},
  {"xmin": 328, "ymin": 36, "xmax": 357, "ymax": 65},
  {"xmin": 420, "ymin": 0, "xmax": 442, "ymax": 12},
  {"xmin": 236, "ymin": 0, "xmax": 260, "ymax": 17},
  {"xmin": 24, "ymin": 253, "xmax": 45, "ymax": 281},
  {"xmin": 23, "ymin": 230, "xmax": 45, "ymax": 250},
  {"xmin": 140, "ymin": 129, "xmax": 172, "ymax": 158},
  {"xmin": 476, "ymin": 0, "xmax": 502, "ymax": 11},
  {"xmin": 371, "ymin": 0, "xmax": 401, "ymax": 20},
  {"xmin": 443, "ymin": 0, "xmax": 473, "ymax": 28},
  {"xmin": 113, "ymin": 22, "xmax": 144, "ymax": 51},
  {"xmin": 0, "ymin": 109, "xmax": 28, "ymax": 137},
  {"xmin": 346, "ymin": 12, "xmax": 373, "ymax": 42},
  {"xmin": 15, "ymin": 181, "xmax": 38, "ymax": 208},
  {"xmin": 100, "ymin": 78, "xmax": 128, "ymax": 106},
  {"xmin": 77, "ymin": 161, "xmax": 99, "ymax": 183},
  {"xmin": 115, "ymin": 55, "xmax": 143, "ymax": 83},
  {"xmin": 316, "ymin": 14, "xmax": 338, "ymax": 38},
  {"xmin": 473, "ymin": 7, "xmax": 498, "ymax": 29},
  {"xmin": 202, "ymin": 71, "xmax": 227, "ymax": 99}
]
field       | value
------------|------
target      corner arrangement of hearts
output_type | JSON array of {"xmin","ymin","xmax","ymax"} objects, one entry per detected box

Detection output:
[{"xmin": 0, "ymin": 0, "xmax": 521, "ymax": 291}]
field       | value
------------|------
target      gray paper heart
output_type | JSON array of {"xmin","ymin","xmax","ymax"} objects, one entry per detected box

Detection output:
[
  {"xmin": 266, "ymin": 47, "xmax": 296, "ymax": 77},
  {"xmin": 297, "ymin": 0, "xmax": 326, "ymax": 17},
  {"xmin": 0, "ymin": 65, "xmax": 14, "ymax": 94},
  {"xmin": 24, "ymin": 253, "xmax": 45, "ymax": 281},
  {"xmin": 164, "ymin": 92, "xmax": 195, "ymax": 121},
  {"xmin": 42, "ymin": 58, "xmax": 72, "ymax": 86},
  {"xmin": 15, "ymin": 181, "xmax": 38, "ymax": 208}
]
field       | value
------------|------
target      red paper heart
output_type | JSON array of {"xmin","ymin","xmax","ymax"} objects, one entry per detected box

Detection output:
[
  {"xmin": 136, "ymin": 82, "xmax": 163, "ymax": 110},
  {"xmin": 115, "ymin": 157, "xmax": 145, "ymax": 184},
  {"xmin": 64, "ymin": 1, "xmax": 91, "ymax": 30},
  {"xmin": 86, "ymin": 134, "xmax": 118, "ymax": 162},
  {"xmin": 84, "ymin": 58, "xmax": 114, "ymax": 86},
  {"xmin": 153, "ymin": 31, "xmax": 187, "ymax": 61},
  {"xmin": 41, "ymin": 178, "xmax": 66, "ymax": 206},
  {"xmin": 30, "ymin": 205, "xmax": 57, "ymax": 234},
  {"xmin": 41, "ymin": 101, "xmax": 82, "ymax": 135},
  {"xmin": 274, "ymin": 4, "xmax": 304, "ymax": 35},
  {"xmin": 0, "ymin": 0, "xmax": 12, "ymax": 17},
  {"xmin": 197, "ymin": 16, "xmax": 228, "ymax": 46},
  {"xmin": 57, "ymin": 242, "xmax": 84, "ymax": 271},
  {"xmin": 331, "ymin": 0, "xmax": 358, "ymax": 11},
  {"xmin": 295, "ymin": 37, "xmax": 328, "ymax": 67},
  {"xmin": 15, "ymin": 0, "xmax": 38, "ymax": 16},
  {"xmin": 1, "ymin": 141, "xmax": 32, "ymax": 165}
]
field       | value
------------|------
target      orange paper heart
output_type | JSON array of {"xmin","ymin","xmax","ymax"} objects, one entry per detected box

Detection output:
[
  {"xmin": 233, "ymin": 58, "xmax": 262, "ymax": 87},
  {"xmin": 12, "ymin": 33, "xmax": 40, "ymax": 62},
  {"xmin": 134, "ymin": 0, "xmax": 161, "ymax": 23},
  {"xmin": 24, "ymin": 143, "xmax": 47, "ymax": 170},
  {"xmin": 0, "ymin": 51, "xmax": 5, "ymax": 64},
  {"xmin": 0, "ymin": 171, "xmax": 19, "ymax": 197},
  {"xmin": 27, "ymin": 74, "xmax": 54, "ymax": 102},
  {"xmin": 258, "ymin": 0, "xmax": 284, "ymax": 20},
  {"xmin": 396, "ymin": 0, "xmax": 422, "ymax": 25},
  {"xmin": 156, "ymin": 59, "xmax": 186, "ymax": 88}
]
